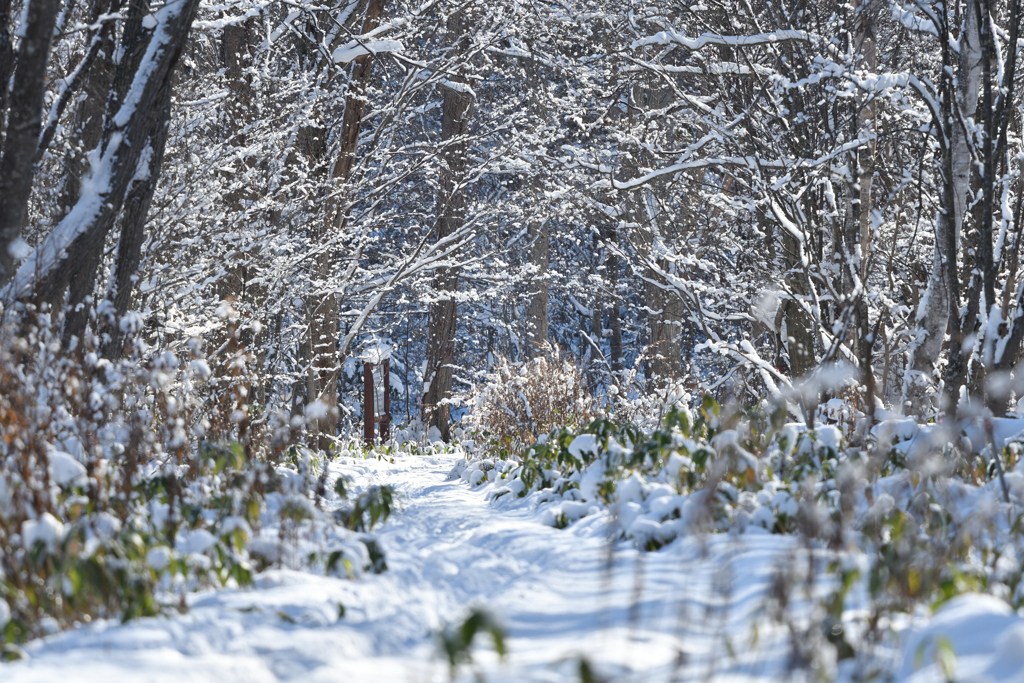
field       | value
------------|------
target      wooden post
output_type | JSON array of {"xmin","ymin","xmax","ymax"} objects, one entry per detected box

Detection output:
[
  {"xmin": 379, "ymin": 358, "xmax": 391, "ymax": 442},
  {"xmin": 363, "ymin": 362, "xmax": 375, "ymax": 447},
  {"xmin": 361, "ymin": 344, "xmax": 393, "ymax": 448}
]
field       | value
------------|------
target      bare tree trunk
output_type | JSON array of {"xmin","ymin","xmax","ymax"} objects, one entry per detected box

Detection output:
[
  {"xmin": 852, "ymin": 0, "xmax": 878, "ymax": 427},
  {"xmin": 639, "ymin": 185, "xmax": 685, "ymax": 390},
  {"xmin": 853, "ymin": 0, "xmax": 877, "ymax": 272},
  {"xmin": 628, "ymin": 81, "xmax": 685, "ymax": 391},
  {"xmin": 977, "ymin": 0, "xmax": 1012, "ymax": 412},
  {"xmin": 0, "ymin": 0, "xmax": 15, "ymax": 152},
  {"xmin": 589, "ymin": 243, "xmax": 604, "ymax": 378},
  {"xmin": 903, "ymin": 0, "xmax": 982, "ymax": 415},
  {"xmin": 607, "ymin": 244, "xmax": 623, "ymax": 378},
  {"xmin": 423, "ymin": 12, "xmax": 474, "ymax": 442},
  {"xmin": 0, "ymin": 0, "xmax": 62, "ymax": 285},
  {"xmin": 524, "ymin": 212, "xmax": 549, "ymax": 358},
  {"xmin": 781, "ymin": 228, "xmax": 816, "ymax": 379},
  {"xmin": 4, "ymin": 0, "xmax": 201, "ymax": 304},
  {"xmin": 306, "ymin": 0, "xmax": 387, "ymax": 450},
  {"xmin": 951, "ymin": 0, "xmax": 983, "ymax": 254},
  {"xmin": 940, "ymin": 0, "xmax": 984, "ymax": 412},
  {"xmin": 57, "ymin": 0, "xmax": 117, "ymax": 221},
  {"xmin": 647, "ymin": 272, "xmax": 685, "ymax": 388},
  {"xmin": 35, "ymin": 0, "xmax": 164, "ymax": 308},
  {"xmin": 59, "ymin": 0, "xmax": 119, "ymax": 346},
  {"xmin": 591, "ymin": 221, "xmax": 623, "ymax": 378},
  {"xmin": 989, "ymin": 0, "xmax": 1023, "ymax": 398},
  {"xmin": 100, "ymin": 90, "xmax": 172, "ymax": 359},
  {"xmin": 903, "ymin": 243, "xmax": 951, "ymax": 413},
  {"xmin": 521, "ymin": 49, "xmax": 550, "ymax": 359}
]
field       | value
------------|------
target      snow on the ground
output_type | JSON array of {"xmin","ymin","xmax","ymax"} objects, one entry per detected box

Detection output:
[
  {"xmin": 2, "ymin": 451, "xmax": 1021, "ymax": 682},
  {"xmin": 898, "ymin": 595, "xmax": 1024, "ymax": 682}
]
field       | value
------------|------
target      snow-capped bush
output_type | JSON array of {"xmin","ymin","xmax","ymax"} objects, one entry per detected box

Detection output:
[
  {"xmin": 476, "ymin": 396, "xmax": 829, "ymax": 545},
  {"xmin": 0, "ymin": 308, "xmax": 388, "ymax": 649},
  {"xmin": 462, "ymin": 345, "xmax": 594, "ymax": 459},
  {"xmin": 458, "ymin": 393, "xmax": 1024, "ymax": 668}
]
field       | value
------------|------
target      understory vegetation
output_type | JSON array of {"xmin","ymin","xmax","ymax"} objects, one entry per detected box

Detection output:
[
  {"xmin": 0, "ymin": 0, "xmax": 1022, "ymax": 678},
  {"xmin": 0, "ymin": 309, "xmax": 395, "ymax": 653},
  {"xmin": 452, "ymin": 358, "xmax": 1024, "ymax": 678}
]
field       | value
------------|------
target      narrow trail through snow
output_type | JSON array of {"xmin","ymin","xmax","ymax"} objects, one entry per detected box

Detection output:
[{"xmin": 5, "ymin": 453, "xmax": 801, "ymax": 682}]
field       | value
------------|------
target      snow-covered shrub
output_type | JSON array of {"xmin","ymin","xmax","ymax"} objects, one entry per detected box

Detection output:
[
  {"xmin": 0, "ymin": 308, "xmax": 382, "ymax": 649},
  {"xmin": 462, "ymin": 345, "xmax": 594, "ymax": 459},
  {"xmin": 334, "ymin": 483, "xmax": 396, "ymax": 533},
  {"xmin": 0, "ymin": 314, "xmax": 261, "ymax": 643},
  {"xmin": 472, "ymin": 396, "xmax": 832, "ymax": 545},
  {"xmin": 461, "ymin": 392, "xmax": 1024, "ymax": 672},
  {"xmin": 599, "ymin": 357, "xmax": 694, "ymax": 432}
]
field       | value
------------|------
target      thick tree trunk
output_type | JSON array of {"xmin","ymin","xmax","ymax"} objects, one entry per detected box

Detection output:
[
  {"xmin": 903, "ymin": 0, "xmax": 981, "ymax": 415},
  {"xmin": 56, "ymin": 0, "xmax": 117, "ymax": 219},
  {"xmin": 990, "ymin": 0, "xmax": 1024, "ymax": 393},
  {"xmin": 521, "ymin": 50, "xmax": 551, "ymax": 360},
  {"xmin": 977, "ymin": 0, "xmax": 1013, "ymax": 413},
  {"xmin": 524, "ymin": 213, "xmax": 549, "ymax": 358},
  {"xmin": 306, "ymin": 0, "xmax": 387, "ymax": 450},
  {"xmin": 647, "ymin": 274, "xmax": 685, "ymax": 388},
  {"xmin": 423, "ymin": 13, "xmax": 474, "ymax": 441},
  {"xmin": 591, "ymin": 220, "xmax": 623, "ymax": 378},
  {"xmin": 638, "ymin": 186, "xmax": 685, "ymax": 391},
  {"xmin": 853, "ymin": 0, "xmax": 877, "ymax": 273},
  {"xmin": 939, "ymin": 0, "xmax": 984, "ymax": 412},
  {"xmin": 629, "ymin": 82, "xmax": 685, "ymax": 391},
  {"xmin": 4, "ymin": 0, "xmax": 201, "ymax": 303},
  {"xmin": 903, "ymin": 242, "xmax": 951, "ymax": 413},
  {"xmin": 0, "ymin": 0, "xmax": 14, "ymax": 152},
  {"xmin": 100, "ymin": 90, "xmax": 173, "ymax": 359},
  {"xmin": 423, "ymin": 83, "xmax": 473, "ymax": 441},
  {"xmin": 781, "ymin": 229, "xmax": 816, "ymax": 379},
  {"xmin": 851, "ymin": 0, "xmax": 878, "ymax": 426},
  {"xmin": 951, "ymin": 0, "xmax": 983, "ymax": 252},
  {"xmin": 59, "ymin": 0, "xmax": 119, "ymax": 346},
  {"xmin": 34, "ymin": 0, "xmax": 166, "ymax": 308},
  {"xmin": 0, "ymin": 0, "xmax": 62, "ymax": 285}
]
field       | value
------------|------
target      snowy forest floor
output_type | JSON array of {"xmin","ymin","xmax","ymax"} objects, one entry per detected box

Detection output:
[{"xmin": 4, "ymin": 450, "xmax": 1024, "ymax": 683}]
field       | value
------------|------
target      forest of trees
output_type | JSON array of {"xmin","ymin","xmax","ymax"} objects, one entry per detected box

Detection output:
[
  {"xmin": 0, "ymin": 0, "xmax": 1022, "ymax": 443},
  {"xmin": 5, "ymin": 1, "xmax": 1024, "ymax": 669}
]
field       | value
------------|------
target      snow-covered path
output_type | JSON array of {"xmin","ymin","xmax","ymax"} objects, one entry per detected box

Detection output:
[
  {"xmin": 4, "ymin": 452, "xmax": 798, "ymax": 682},
  {"xmin": 5, "ymin": 452, "xmax": 1022, "ymax": 682}
]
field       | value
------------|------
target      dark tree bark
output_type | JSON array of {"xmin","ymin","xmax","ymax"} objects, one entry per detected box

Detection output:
[
  {"xmin": 423, "ymin": 11, "xmax": 475, "ymax": 442},
  {"xmin": 306, "ymin": 0, "xmax": 388, "ymax": 450},
  {"xmin": 851, "ymin": 0, "xmax": 879, "ymax": 428},
  {"xmin": 423, "ymin": 83, "xmax": 474, "ymax": 441},
  {"xmin": 589, "ymin": 221, "xmax": 624, "ymax": 379},
  {"xmin": 646, "ymin": 266, "xmax": 685, "ymax": 388},
  {"xmin": 983, "ymin": 0, "xmax": 1022, "ymax": 413},
  {"xmin": 0, "ymin": 0, "xmax": 63, "ymax": 285},
  {"xmin": 0, "ymin": 0, "xmax": 15, "ymax": 152},
  {"xmin": 4, "ymin": 0, "xmax": 201, "ymax": 304},
  {"xmin": 897, "ymin": 0, "xmax": 983, "ymax": 416},
  {"xmin": 35, "ymin": 0, "xmax": 119, "ymax": 166},
  {"xmin": 57, "ymin": 0, "xmax": 119, "ymax": 346},
  {"xmin": 524, "ymin": 212, "xmax": 550, "ymax": 358},
  {"xmin": 36, "ymin": 0, "xmax": 163, "ymax": 308},
  {"xmin": 100, "ymin": 89, "xmax": 173, "ymax": 359},
  {"xmin": 212, "ymin": 16, "xmax": 272, "ymax": 409},
  {"xmin": 521, "ymin": 50, "xmax": 550, "ymax": 359},
  {"xmin": 781, "ymin": 228, "xmax": 816, "ymax": 379},
  {"xmin": 629, "ymin": 83, "xmax": 685, "ymax": 391}
]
